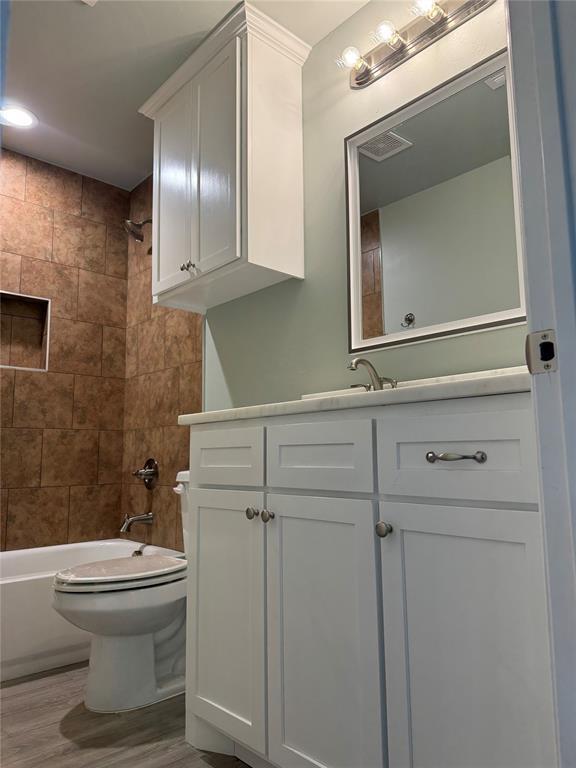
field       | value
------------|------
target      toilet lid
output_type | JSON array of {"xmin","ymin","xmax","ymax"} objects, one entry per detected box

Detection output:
[{"xmin": 55, "ymin": 555, "xmax": 187, "ymax": 585}]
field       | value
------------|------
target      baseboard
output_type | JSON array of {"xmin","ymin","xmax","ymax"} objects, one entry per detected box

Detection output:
[{"xmin": 234, "ymin": 744, "xmax": 276, "ymax": 768}]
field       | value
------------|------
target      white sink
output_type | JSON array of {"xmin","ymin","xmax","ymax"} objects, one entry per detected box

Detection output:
[
  {"xmin": 301, "ymin": 387, "xmax": 370, "ymax": 400},
  {"xmin": 300, "ymin": 368, "xmax": 530, "ymax": 401}
]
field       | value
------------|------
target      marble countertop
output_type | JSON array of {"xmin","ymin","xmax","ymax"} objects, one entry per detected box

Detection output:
[{"xmin": 178, "ymin": 366, "xmax": 531, "ymax": 426}]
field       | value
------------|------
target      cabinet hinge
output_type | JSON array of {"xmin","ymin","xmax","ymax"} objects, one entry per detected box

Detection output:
[{"xmin": 525, "ymin": 329, "xmax": 558, "ymax": 374}]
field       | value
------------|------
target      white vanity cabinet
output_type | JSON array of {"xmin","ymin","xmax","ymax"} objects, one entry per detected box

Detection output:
[
  {"xmin": 183, "ymin": 386, "xmax": 557, "ymax": 768},
  {"xmin": 186, "ymin": 488, "xmax": 266, "ymax": 753},
  {"xmin": 378, "ymin": 503, "xmax": 556, "ymax": 768},
  {"xmin": 185, "ymin": 484, "xmax": 385, "ymax": 767},
  {"xmin": 266, "ymin": 494, "xmax": 383, "ymax": 768},
  {"xmin": 140, "ymin": 4, "xmax": 309, "ymax": 313}
]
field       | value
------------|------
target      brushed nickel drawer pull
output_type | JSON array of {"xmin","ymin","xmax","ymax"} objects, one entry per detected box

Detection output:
[
  {"xmin": 426, "ymin": 450, "xmax": 487, "ymax": 464},
  {"xmin": 260, "ymin": 509, "xmax": 275, "ymax": 523},
  {"xmin": 245, "ymin": 507, "xmax": 260, "ymax": 520}
]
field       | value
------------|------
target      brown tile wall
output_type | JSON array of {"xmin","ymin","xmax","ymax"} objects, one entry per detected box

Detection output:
[
  {"xmin": 121, "ymin": 177, "xmax": 203, "ymax": 552},
  {"xmin": 0, "ymin": 154, "xmax": 203, "ymax": 552},
  {"xmin": 0, "ymin": 149, "xmax": 128, "ymax": 550},
  {"xmin": 361, "ymin": 211, "xmax": 384, "ymax": 339}
]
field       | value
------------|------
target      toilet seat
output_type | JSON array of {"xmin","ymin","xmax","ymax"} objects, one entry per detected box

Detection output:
[{"xmin": 54, "ymin": 555, "xmax": 187, "ymax": 594}]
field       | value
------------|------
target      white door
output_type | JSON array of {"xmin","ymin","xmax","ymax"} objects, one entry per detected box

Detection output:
[
  {"xmin": 266, "ymin": 494, "xmax": 384, "ymax": 768},
  {"xmin": 379, "ymin": 502, "xmax": 557, "ymax": 768},
  {"xmin": 186, "ymin": 488, "xmax": 266, "ymax": 753},
  {"xmin": 152, "ymin": 81, "xmax": 196, "ymax": 295},
  {"xmin": 194, "ymin": 37, "xmax": 240, "ymax": 276},
  {"xmin": 507, "ymin": 5, "xmax": 576, "ymax": 764}
]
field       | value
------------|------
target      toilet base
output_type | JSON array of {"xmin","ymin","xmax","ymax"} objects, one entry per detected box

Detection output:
[
  {"xmin": 84, "ymin": 633, "xmax": 184, "ymax": 713},
  {"xmin": 86, "ymin": 688, "xmax": 184, "ymax": 713}
]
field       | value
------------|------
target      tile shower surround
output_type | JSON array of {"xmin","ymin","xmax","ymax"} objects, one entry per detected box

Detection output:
[{"xmin": 0, "ymin": 151, "xmax": 203, "ymax": 551}]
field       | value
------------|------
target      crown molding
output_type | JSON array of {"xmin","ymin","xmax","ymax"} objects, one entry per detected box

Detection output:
[
  {"xmin": 140, "ymin": 2, "xmax": 310, "ymax": 118},
  {"xmin": 244, "ymin": 3, "xmax": 311, "ymax": 66}
]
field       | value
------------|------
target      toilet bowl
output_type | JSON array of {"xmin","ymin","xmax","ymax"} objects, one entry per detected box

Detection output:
[{"xmin": 53, "ymin": 472, "xmax": 191, "ymax": 713}]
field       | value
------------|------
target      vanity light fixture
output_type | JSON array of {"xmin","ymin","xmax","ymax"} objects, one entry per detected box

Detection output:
[
  {"xmin": 336, "ymin": 46, "xmax": 368, "ymax": 72},
  {"xmin": 0, "ymin": 104, "xmax": 38, "ymax": 128},
  {"xmin": 412, "ymin": 0, "xmax": 447, "ymax": 22},
  {"xmin": 343, "ymin": 0, "xmax": 496, "ymax": 90},
  {"xmin": 373, "ymin": 21, "xmax": 406, "ymax": 51}
]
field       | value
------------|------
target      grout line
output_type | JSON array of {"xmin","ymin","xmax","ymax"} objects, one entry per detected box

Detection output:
[
  {"xmin": 66, "ymin": 485, "xmax": 71, "ymax": 544},
  {"xmin": 96, "ymin": 426, "xmax": 101, "ymax": 486},
  {"xmin": 4, "ymin": 489, "xmax": 10, "ymax": 550},
  {"xmin": 39, "ymin": 426, "xmax": 45, "ymax": 488},
  {"xmin": 23, "ymin": 156, "xmax": 29, "ymax": 204},
  {"xmin": 10, "ymin": 369, "xmax": 16, "ymax": 425}
]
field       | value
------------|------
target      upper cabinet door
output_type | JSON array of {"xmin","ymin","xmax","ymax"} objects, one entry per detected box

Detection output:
[
  {"xmin": 266, "ymin": 494, "xmax": 384, "ymax": 768},
  {"xmin": 379, "ymin": 502, "xmax": 557, "ymax": 768},
  {"xmin": 152, "ymin": 82, "xmax": 196, "ymax": 295},
  {"xmin": 194, "ymin": 37, "xmax": 240, "ymax": 276}
]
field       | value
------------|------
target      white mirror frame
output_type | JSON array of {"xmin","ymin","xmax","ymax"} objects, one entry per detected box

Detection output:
[{"xmin": 346, "ymin": 51, "xmax": 526, "ymax": 352}]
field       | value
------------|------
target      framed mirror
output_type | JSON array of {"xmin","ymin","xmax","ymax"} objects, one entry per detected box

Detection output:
[{"xmin": 346, "ymin": 53, "xmax": 525, "ymax": 351}]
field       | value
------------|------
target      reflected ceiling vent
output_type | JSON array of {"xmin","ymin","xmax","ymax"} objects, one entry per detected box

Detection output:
[
  {"xmin": 485, "ymin": 71, "xmax": 506, "ymax": 90},
  {"xmin": 359, "ymin": 131, "xmax": 413, "ymax": 162}
]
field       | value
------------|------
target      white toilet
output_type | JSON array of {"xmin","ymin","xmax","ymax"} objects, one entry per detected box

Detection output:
[{"xmin": 53, "ymin": 471, "xmax": 191, "ymax": 713}]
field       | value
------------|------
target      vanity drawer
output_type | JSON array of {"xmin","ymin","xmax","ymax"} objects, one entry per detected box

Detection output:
[
  {"xmin": 377, "ymin": 410, "xmax": 538, "ymax": 504},
  {"xmin": 267, "ymin": 420, "xmax": 374, "ymax": 492},
  {"xmin": 191, "ymin": 426, "xmax": 264, "ymax": 487}
]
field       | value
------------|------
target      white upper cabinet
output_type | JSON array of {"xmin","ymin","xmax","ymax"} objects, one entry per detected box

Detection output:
[
  {"xmin": 151, "ymin": 82, "xmax": 195, "ymax": 295},
  {"xmin": 140, "ymin": 4, "xmax": 309, "ymax": 313},
  {"xmin": 195, "ymin": 39, "xmax": 239, "ymax": 277}
]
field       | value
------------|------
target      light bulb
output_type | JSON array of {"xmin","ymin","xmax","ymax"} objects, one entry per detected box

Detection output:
[
  {"xmin": 413, "ymin": 0, "xmax": 446, "ymax": 21},
  {"xmin": 0, "ymin": 105, "xmax": 37, "ymax": 128},
  {"xmin": 337, "ymin": 46, "xmax": 367, "ymax": 71},
  {"xmin": 375, "ymin": 21, "xmax": 405, "ymax": 50}
]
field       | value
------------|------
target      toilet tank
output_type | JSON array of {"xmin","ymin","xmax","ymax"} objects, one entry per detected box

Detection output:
[{"xmin": 174, "ymin": 471, "xmax": 191, "ymax": 559}]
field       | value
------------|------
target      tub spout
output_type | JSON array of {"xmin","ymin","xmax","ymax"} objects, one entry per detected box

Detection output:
[{"xmin": 120, "ymin": 512, "xmax": 154, "ymax": 534}]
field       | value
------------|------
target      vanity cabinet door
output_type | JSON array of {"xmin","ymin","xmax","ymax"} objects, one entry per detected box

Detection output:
[
  {"xmin": 266, "ymin": 494, "xmax": 384, "ymax": 768},
  {"xmin": 379, "ymin": 502, "xmax": 557, "ymax": 768},
  {"xmin": 186, "ymin": 488, "xmax": 266, "ymax": 754}
]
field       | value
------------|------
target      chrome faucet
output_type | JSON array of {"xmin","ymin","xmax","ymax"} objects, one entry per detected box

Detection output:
[
  {"xmin": 120, "ymin": 512, "xmax": 154, "ymax": 534},
  {"xmin": 347, "ymin": 358, "xmax": 397, "ymax": 390}
]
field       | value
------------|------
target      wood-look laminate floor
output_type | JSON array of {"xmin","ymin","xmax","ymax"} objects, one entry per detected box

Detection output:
[{"xmin": 0, "ymin": 663, "xmax": 246, "ymax": 768}]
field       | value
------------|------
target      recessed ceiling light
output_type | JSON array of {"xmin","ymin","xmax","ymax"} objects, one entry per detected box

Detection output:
[{"xmin": 0, "ymin": 105, "xmax": 38, "ymax": 128}]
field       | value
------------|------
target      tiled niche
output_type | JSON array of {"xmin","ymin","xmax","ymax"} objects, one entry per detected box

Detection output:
[{"xmin": 1, "ymin": 291, "xmax": 51, "ymax": 370}]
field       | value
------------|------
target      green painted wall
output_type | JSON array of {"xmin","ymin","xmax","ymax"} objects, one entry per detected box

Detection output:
[
  {"xmin": 379, "ymin": 157, "xmax": 519, "ymax": 332},
  {"xmin": 205, "ymin": 0, "xmax": 525, "ymax": 410}
]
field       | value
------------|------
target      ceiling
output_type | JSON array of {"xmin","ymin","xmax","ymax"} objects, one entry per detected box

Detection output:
[
  {"xmin": 359, "ymin": 71, "xmax": 511, "ymax": 213},
  {"xmin": 3, "ymin": 0, "xmax": 368, "ymax": 190}
]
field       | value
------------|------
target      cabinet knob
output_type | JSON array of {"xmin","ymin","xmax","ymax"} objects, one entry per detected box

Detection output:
[
  {"xmin": 179, "ymin": 260, "xmax": 196, "ymax": 273},
  {"xmin": 375, "ymin": 521, "xmax": 394, "ymax": 538},
  {"xmin": 245, "ymin": 507, "xmax": 259, "ymax": 521},
  {"xmin": 261, "ymin": 509, "xmax": 275, "ymax": 523}
]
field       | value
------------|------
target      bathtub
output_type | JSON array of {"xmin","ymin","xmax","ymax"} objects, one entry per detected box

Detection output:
[{"xmin": 0, "ymin": 539, "xmax": 183, "ymax": 682}]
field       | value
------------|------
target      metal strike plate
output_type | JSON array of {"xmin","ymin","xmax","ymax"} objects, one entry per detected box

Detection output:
[{"xmin": 525, "ymin": 330, "xmax": 558, "ymax": 374}]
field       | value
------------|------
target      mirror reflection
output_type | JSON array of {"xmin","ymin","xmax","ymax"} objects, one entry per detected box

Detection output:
[{"xmin": 351, "ymin": 62, "xmax": 524, "ymax": 348}]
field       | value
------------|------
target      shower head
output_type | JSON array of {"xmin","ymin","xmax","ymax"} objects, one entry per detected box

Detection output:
[{"xmin": 123, "ymin": 217, "xmax": 152, "ymax": 242}]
